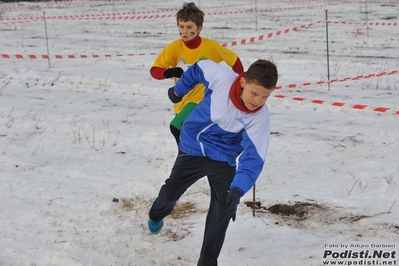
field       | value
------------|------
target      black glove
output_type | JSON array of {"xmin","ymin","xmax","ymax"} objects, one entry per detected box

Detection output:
[
  {"xmin": 164, "ymin": 67, "xmax": 184, "ymax": 79},
  {"xmin": 168, "ymin": 87, "xmax": 183, "ymax": 103},
  {"xmin": 225, "ymin": 187, "xmax": 242, "ymax": 222}
]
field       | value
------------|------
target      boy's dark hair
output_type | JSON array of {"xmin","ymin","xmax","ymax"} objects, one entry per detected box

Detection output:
[
  {"xmin": 176, "ymin": 2, "xmax": 204, "ymax": 27},
  {"xmin": 245, "ymin": 59, "xmax": 278, "ymax": 89}
]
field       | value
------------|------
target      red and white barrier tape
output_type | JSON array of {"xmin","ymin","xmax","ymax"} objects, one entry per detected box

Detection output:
[
  {"xmin": 272, "ymin": 70, "xmax": 399, "ymax": 115},
  {"xmin": 0, "ymin": 1, "xmax": 246, "ymax": 12},
  {"xmin": 0, "ymin": 14, "xmax": 176, "ymax": 23},
  {"xmin": 328, "ymin": 20, "xmax": 398, "ymax": 26},
  {"xmin": 0, "ymin": 21, "xmax": 321, "ymax": 59},
  {"xmin": 275, "ymin": 70, "xmax": 399, "ymax": 90},
  {"xmin": 4, "ymin": 0, "xmax": 389, "ymax": 12},
  {"xmin": 222, "ymin": 21, "xmax": 321, "ymax": 47},
  {"xmin": 273, "ymin": 93, "xmax": 399, "ymax": 115},
  {"xmin": 0, "ymin": 4, "xmax": 345, "ymax": 24},
  {"xmin": 1, "ymin": 18, "xmax": 397, "ymax": 59},
  {"xmin": 0, "ymin": 0, "xmax": 147, "ymax": 11},
  {"xmin": 0, "ymin": 53, "xmax": 157, "ymax": 59}
]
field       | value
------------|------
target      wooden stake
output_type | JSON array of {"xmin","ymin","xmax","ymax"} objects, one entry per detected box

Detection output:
[{"xmin": 252, "ymin": 183, "xmax": 256, "ymax": 217}]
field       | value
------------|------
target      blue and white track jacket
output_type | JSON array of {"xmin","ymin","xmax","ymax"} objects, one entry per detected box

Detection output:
[{"xmin": 175, "ymin": 60, "xmax": 271, "ymax": 195}]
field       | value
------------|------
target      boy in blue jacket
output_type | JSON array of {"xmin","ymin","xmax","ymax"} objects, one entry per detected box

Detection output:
[{"xmin": 148, "ymin": 59, "xmax": 278, "ymax": 266}]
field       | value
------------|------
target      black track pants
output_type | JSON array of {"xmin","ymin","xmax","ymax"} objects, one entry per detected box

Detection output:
[{"xmin": 149, "ymin": 152, "xmax": 236, "ymax": 266}]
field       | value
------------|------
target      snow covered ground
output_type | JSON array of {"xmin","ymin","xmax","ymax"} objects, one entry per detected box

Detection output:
[{"xmin": 0, "ymin": 0, "xmax": 398, "ymax": 265}]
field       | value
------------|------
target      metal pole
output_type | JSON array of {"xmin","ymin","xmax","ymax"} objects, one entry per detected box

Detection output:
[
  {"xmin": 43, "ymin": 11, "xmax": 50, "ymax": 68},
  {"xmin": 325, "ymin": 9, "xmax": 331, "ymax": 91},
  {"xmin": 255, "ymin": 0, "xmax": 258, "ymax": 32},
  {"xmin": 365, "ymin": 1, "xmax": 369, "ymax": 37}
]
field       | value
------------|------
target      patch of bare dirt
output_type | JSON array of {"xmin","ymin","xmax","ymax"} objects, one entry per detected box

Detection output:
[
  {"xmin": 244, "ymin": 200, "xmax": 378, "ymax": 229},
  {"xmin": 267, "ymin": 202, "xmax": 323, "ymax": 219},
  {"xmin": 170, "ymin": 202, "xmax": 203, "ymax": 219},
  {"xmin": 243, "ymin": 200, "xmax": 399, "ymax": 239}
]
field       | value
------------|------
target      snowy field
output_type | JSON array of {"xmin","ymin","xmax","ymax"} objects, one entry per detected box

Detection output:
[{"xmin": 0, "ymin": 0, "xmax": 398, "ymax": 265}]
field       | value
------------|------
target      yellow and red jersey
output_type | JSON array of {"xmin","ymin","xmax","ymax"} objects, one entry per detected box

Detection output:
[{"xmin": 150, "ymin": 36, "xmax": 243, "ymax": 114}]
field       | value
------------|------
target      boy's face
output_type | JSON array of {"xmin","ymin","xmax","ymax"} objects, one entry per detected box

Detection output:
[
  {"xmin": 240, "ymin": 77, "xmax": 273, "ymax": 111},
  {"xmin": 178, "ymin": 19, "xmax": 202, "ymax": 42}
]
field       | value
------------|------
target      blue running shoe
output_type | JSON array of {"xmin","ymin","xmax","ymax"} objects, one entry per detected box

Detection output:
[{"xmin": 148, "ymin": 219, "xmax": 164, "ymax": 234}]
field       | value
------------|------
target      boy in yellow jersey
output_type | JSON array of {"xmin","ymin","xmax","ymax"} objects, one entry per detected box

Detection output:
[{"xmin": 150, "ymin": 2, "xmax": 243, "ymax": 144}]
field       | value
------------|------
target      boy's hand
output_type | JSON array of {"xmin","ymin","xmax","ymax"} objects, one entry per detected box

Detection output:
[
  {"xmin": 168, "ymin": 87, "xmax": 183, "ymax": 103},
  {"xmin": 225, "ymin": 187, "xmax": 242, "ymax": 222},
  {"xmin": 164, "ymin": 67, "xmax": 184, "ymax": 78}
]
